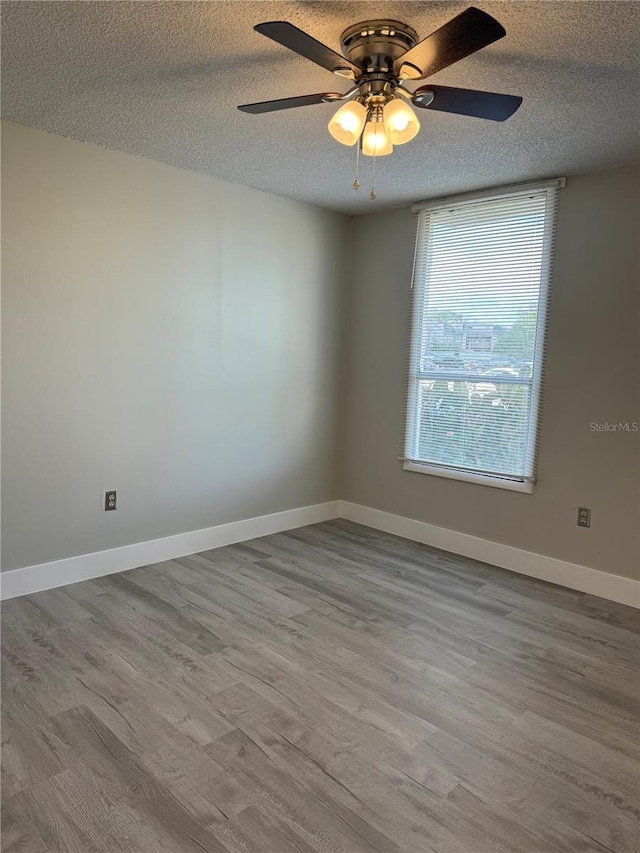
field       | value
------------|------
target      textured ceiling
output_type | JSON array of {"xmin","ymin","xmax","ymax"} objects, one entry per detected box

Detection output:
[{"xmin": 2, "ymin": 1, "xmax": 639, "ymax": 214}]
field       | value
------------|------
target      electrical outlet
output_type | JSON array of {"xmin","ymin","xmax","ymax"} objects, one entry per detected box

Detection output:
[
  {"xmin": 577, "ymin": 507, "xmax": 591, "ymax": 528},
  {"xmin": 105, "ymin": 490, "xmax": 117, "ymax": 511}
]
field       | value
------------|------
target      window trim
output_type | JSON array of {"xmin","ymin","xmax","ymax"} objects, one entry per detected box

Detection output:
[
  {"xmin": 411, "ymin": 177, "xmax": 566, "ymax": 213},
  {"xmin": 403, "ymin": 179, "xmax": 564, "ymax": 492},
  {"xmin": 402, "ymin": 461, "xmax": 534, "ymax": 493}
]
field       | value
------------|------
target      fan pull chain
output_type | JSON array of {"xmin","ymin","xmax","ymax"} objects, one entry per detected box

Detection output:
[
  {"xmin": 369, "ymin": 104, "xmax": 381, "ymax": 200},
  {"xmin": 370, "ymin": 149, "xmax": 377, "ymax": 200},
  {"xmin": 353, "ymin": 142, "xmax": 360, "ymax": 190}
]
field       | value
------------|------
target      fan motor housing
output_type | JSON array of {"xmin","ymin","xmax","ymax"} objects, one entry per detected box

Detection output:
[{"xmin": 341, "ymin": 20, "xmax": 418, "ymax": 74}]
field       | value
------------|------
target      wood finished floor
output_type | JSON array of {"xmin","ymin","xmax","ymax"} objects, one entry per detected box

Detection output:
[{"xmin": 1, "ymin": 520, "xmax": 639, "ymax": 853}]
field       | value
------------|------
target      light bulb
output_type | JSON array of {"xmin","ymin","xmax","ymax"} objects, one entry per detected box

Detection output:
[
  {"xmin": 383, "ymin": 98, "xmax": 420, "ymax": 145},
  {"xmin": 328, "ymin": 100, "xmax": 367, "ymax": 146},
  {"xmin": 361, "ymin": 119, "xmax": 393, "ymax": 157}
]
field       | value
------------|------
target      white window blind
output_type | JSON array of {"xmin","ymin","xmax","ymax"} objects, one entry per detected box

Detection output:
[{"xmin": 404, "ymin": 181, "xmax": 561, "ymax": 490}]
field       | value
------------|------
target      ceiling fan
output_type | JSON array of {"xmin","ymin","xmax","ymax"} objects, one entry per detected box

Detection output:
[{"xmin": 238, "ymin": 7, "xmax": 522, "ymax": 165}]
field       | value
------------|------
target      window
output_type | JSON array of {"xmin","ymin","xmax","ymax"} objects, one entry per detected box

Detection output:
[{"xmin": 404, "ymin": 181, "xmax": 562, "ymax": 492}]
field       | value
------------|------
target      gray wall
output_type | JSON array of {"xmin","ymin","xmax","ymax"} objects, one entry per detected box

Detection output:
[
  {"xmin": 341, "ymin": 164, "xmax": 640, "ymax": 580},
  {"xmin": 3, "ymin": 121, "xmax": 638, "ymax": 581},
  {"xmin": 2, "ymin": 121, "xmax": 351, "ymax": 570}
]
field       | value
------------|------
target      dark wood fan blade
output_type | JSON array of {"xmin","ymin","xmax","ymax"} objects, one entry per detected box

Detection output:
[
  {"xmin": 255, "ymin": 22, "xmax": 359, "ymax": 78},
  {"xmin": 238, "ymin": 93, "xmax": 341, "ymax": 114},
  {"xmin": 412, "ymin": 85, "xmax": 522, "ymax": 121},
  {"xmin": 395, "ymin": 7, "xmax": 505, "ymax": 81}
]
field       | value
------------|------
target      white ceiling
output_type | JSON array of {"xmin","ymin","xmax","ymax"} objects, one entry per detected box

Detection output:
[{"xmin": 2, "ymin": 1, "xmax": 639, "ymax": 214}]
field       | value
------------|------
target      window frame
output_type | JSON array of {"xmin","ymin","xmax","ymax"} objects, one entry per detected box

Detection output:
[{"xmin": 403, "ymin": 179, "xmax": 564, "ymax": 493}]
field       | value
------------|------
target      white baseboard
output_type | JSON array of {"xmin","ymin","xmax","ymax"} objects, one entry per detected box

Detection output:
[
  {"xmin": 3, "ymin": 499, "xmax": 637, "ymax": 608},
  {"xmin": 0, "ymin": 501, "xmax": 341, "ymax": 601},
  {"xmin": 338, "ymin": 501, "xmax": 640, "ymax": 609}
]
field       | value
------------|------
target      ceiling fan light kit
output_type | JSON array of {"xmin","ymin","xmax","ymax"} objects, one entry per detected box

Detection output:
[{"xmin": 239, "ymin": 7, "xmax": 523, "ymax": 198}]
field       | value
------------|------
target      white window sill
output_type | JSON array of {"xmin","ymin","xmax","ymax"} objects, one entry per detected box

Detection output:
[{"xmin": 403, "ymin": 461, "xmax": 534, "ymax": 493}]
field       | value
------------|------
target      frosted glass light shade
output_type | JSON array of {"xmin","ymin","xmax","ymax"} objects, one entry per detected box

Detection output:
[
  {"xmin": 328, "ymin": 101, "xmax": 367, "ymax": 146},
  {"xmin": 383, "ymin": 98, "xmax": 420, "ymax": 145},
  {"xmin": 362, "ymin": 120, "xmax": 393, "ymax": 156}
]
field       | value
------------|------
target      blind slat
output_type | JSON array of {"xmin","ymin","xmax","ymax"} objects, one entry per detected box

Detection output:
[{"xmin": 403, "ymin": 184, "xmax": 560, "ymax": 484}]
